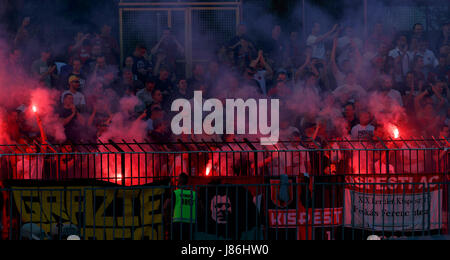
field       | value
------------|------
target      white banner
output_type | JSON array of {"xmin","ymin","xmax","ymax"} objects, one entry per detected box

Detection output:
[{"xmin": 344, "ymin": 175, "xmax": 445, "ymax": 231}]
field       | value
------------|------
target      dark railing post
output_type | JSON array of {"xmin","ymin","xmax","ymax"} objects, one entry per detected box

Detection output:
[{"xmin": 109, "ymin": 140, "xmax": 126, "ymax": 186}]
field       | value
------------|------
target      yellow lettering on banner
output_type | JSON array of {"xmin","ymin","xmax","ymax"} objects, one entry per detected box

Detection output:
[
  {"xmin": 141, "ymin": 188, "xmax": 163, "ymax": 226},
  {"xmin": 13, "ymin": 190, "xmax": 43, "ymax": 223},
  {"xmin": 80, "ymin": 226, "xmax": 161, "ymax": 240},
  {"xmin": 115, "ymin": 190, "xmax": 141, "ymax": 226},
  {"xmin": 92, "ymin": 190, "xmax": 116, "ymax": 227},
  {"xmin": 66, "ymin": 189, "xmax": 83, "ymax": 225},
  {"xmin": 40, "ymin": 189, "xmax": 71, "ymax": 223},
  {"xmin": 12, "ymin": 186, "xmax": 167, "ymax": 240},
  {"xmin": 133, "ymin": 226, "xmax": 162, "ymax": 240}
]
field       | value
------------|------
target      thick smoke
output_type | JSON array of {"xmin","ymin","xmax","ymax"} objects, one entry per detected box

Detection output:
[{"xmin": 0, "ymin": 0, "xmax": 447, "ymax": 147}]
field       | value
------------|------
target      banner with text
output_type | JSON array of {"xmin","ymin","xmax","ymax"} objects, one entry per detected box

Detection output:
[
  {"xmin": 344, "ymin": 174, "xmax": 445, "ymax": 231},
  {"xmin": 12, "ymin": 186, "xmax": 166, "ymax": 240}
]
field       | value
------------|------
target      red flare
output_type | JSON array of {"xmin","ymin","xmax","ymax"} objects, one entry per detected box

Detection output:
[{"xmin": 205, "ymin": 160, "xmax": 212, "ymax": 176}]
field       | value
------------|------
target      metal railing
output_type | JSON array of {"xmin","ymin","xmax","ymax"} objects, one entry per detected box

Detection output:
[
  {"xmin": 0, "ymin": 180, "xmax": 448, "ymax": 240},
  {"xmin": 0, "ymin": 138, "xmax": 448, "ymax": 185}
]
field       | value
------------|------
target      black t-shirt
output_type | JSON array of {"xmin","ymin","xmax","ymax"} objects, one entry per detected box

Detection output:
[
  {"xmin": 155, "ymin": 79, "xmax": 175, "ymax": 96},
  {"xmin": 132, "ymin": 56, "xmax": 152, "ymax": 82},
  {"xmin": 59, "ymin": 108, "xmax": 80, "ymax": 142}
]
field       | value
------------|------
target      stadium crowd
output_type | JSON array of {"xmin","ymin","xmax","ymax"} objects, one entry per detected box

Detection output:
[{"xmin": 1, "ymin": 19, "xmax": 449, "ymax": 154}]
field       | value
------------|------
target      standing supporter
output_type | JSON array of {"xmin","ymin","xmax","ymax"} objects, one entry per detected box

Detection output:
[
  {"xmin": 119, "ymin": 69, "xmax": 144, "ymax": 96},
  {"xmin": 343, "ymin": 103, "xmax": 358, "ymax": 132},
  {"xmin": 307, "ymin": 22, "xmax": 338, "ymax": 60},
  {"xmin": 136, "ymin": 78, "xmax": 156, "ymax": 111},
  {"xmin": 416, "ymin": 40, "xmax": 439, "ymax": 77},
  {"xmin": 337, "ymin": 26, "xmax": 363, "ymax": 68},
  {"xmin": 250, "ymin": 50, "xmax": 274, "ymax": 95},
  {"xmin": 31, "ymin": 48, "xmax": 56, "ymax": 88},
  {"xmin": 69, "ymin": 32, "xmax": 92, "ymax": 64},
  {"xmin": 61, "ymin": 76, "xmax": 87, "ymax": 111},
  {"xmin": 436, "ymin": 22, "xmax": 450, "ymax": 51},
  {"xmin": 59, "ymin": 58, "xmax": 88, "ymax": 91},
  {"xmin": 266, "ymin": 25, "xmax": 284, "ymax": 67},
  {"xmin": 151, "ymin": 28, "xmax": 184, "ymax": 73},
  {"xmin": 285, "ymin": 31, "xmax": 303, "ymax": 70},
  {"xmin": 155, "ymin": 66, "xmax": 175, "ymax": 100},
  {"xmin": 411, "ymin": 23, "xmax": 426, "ymax": 41},
  {"xmin": 228, "ymin": 24, "xmax": 252, "ymax": 64},
  {"xmin": 169, "ymin": 79, "xmax": 191, "ymax": 102},
  {"xmin": 169, "ymin": 173, "xmax": 197, "ymax": 240},
  {"xmin": 123, "ymin": 56, "xmax": 135, "ymax": 77},
  {"xmin": 132, "ymin": 44, "xmax": 152, "ymax": 83},
  {"xmin": 229, "ymin": 37, "xmax": 256, "ymax": 72},
  {"xmin": 188, "ymin": 64, "xmax": 206, "ymax": 92},
  {"xmin": 351, "ymin": 111, "xmax": 375, "ymax": 140},
  {"xmin": 59, "ymin": 93, "xmax": 84, "ymax": 143},
  {"xmin": 144, "ymin": 107, "xmax": 165, "ymax": 134},
  {"xmin": 379, "ymin": 75, "xmax": 404, "ymax": 107},
  {"xmin": 99, "ymin": 25, "xmax": 120, "ymax": 65}
]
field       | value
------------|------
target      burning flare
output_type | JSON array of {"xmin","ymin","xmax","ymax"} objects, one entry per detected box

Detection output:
[
  {"xmin": 32, "ymin": 105, "xmax": 37, "ymax": 113},
  {"xmin": 393, "ymin": 128, "xmax": 400, "ymax": 139},
  {"xmin": 389, "ymin": 124, "xmax": 400, "ymax": 139},
  {"xmin": 205, "ymin": 160, "xmax": 213, "ymax": 176}
]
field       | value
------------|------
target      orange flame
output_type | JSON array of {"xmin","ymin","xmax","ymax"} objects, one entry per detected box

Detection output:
[{"xmin": 32, "ymin": 106, "xmax": 37, "ymax": 113}]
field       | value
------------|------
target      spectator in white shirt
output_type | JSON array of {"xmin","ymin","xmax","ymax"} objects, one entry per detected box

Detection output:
[
  {"xmin": 337, "ymin": 26, "xmax": 363, "ymax": 67},
  {"xmin": 61, "ymin": 75, "xmax": 87, "ymax": 111},
  {"xmin": 307, "ymin": 22, "xmax": 338, "ymax": 60},
  {"xmin": 351, "ymin": 111, "xmax": 375, "ymax": 140},
  {"xmin": 416, "ymin": 40, "xmax": 439, "ymax": 75}
]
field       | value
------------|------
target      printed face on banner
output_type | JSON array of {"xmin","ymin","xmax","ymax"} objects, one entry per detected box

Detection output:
[{"xmin": 210, "ymin": 195, "xmax": 232, "ymax": 224}]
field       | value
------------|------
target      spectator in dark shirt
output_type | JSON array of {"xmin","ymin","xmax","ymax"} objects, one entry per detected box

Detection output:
[
  {"xmin": 132, "ymin": 44, "xmax": 152, "ymax": 83},
  {"xmin": 155, "ymin": 66, "xmax": 175, "ymax": 100}
]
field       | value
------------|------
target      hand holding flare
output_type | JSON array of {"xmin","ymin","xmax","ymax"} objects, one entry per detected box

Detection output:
[{"xmin": 31, "ymin": 105, "xmax": 48, "ymax": 149}]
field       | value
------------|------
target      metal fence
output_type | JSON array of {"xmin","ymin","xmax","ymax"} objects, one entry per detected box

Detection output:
[
  {"xmin": 119, "ymin": 0, "xmax": 242, "ymax": 78},
  {"xmin": 0, "ymin": 138, "xmax": 448, "ymax": 185},
  {"xmin": 0, "ymin": 181, "xmax": 448, "ymax": 240}
]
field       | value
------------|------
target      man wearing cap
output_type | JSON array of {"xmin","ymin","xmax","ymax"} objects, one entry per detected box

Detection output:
[
  {"xmin": 61, "ymin": 76, "xmax": 87, "ymax": 111},
  {"xmin": 58, "ymin": 58, "xmax": 87, "ymax": 90}
]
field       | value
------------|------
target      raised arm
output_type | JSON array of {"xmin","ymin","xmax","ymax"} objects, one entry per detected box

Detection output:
[
  {"xmin": 312, "ymin": 24, "xmax": 338, "ymax": 45},
  {"xmin": 295, "ymin": 52, "xmax": 312, "ymax": 81},
  {"xmin": 35, "ymin": 113, "xmax": 47, "ymax": 153},
  {"xmin": 330, "ymin": 37, "xmax": 340, "ymax": 77}
]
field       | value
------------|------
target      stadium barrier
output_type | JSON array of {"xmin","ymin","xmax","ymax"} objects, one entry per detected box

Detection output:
[
  {"xmin": 0, "ymin": 180, "xmax": 448, "ymax": 240},
  {"xmin": 0, "ymin": 139, "xmax": 448, "ymax": 185}
]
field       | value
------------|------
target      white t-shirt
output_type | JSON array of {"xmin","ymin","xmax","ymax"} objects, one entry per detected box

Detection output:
[
  {"xmin": 307, "ymin": 35, "xmax": 325, "ymax": 60},
  {"xmin": 337, "ymin": 36, "xmax": 362, "ymax": 66},
  {"xmin": 351, "ymin": 124, "xmax": 375, "ymax": 140},
  {"xmin": 387, "ymin": 89, "xmax": 404, "ymax": 107},
  {"xmin": 61, "ymin": 91, "xmax": 86, "ymax": 107},
  {"xmin": 417, "ymin": 49, "xmax": 439, "ymax": 68},
  {"xmin": 388, "ymin": 47, "xmax": 407, "ymax": 59}
]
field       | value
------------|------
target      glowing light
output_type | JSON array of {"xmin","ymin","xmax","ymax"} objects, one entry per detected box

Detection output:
[
  {"xmin": 387, "ymin": 124, "xmax": 400, "ymax": 139},
  {"xmin": 393, "ymin": 128, "xmax": 400, "ymax": 139},
  {"xmin": 205, "ymin": 160, "xmax": 212, "ymax": 176},
  {"xmin": 32, "ymin": 106, "xmax": 37, "ymax": 113}
]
